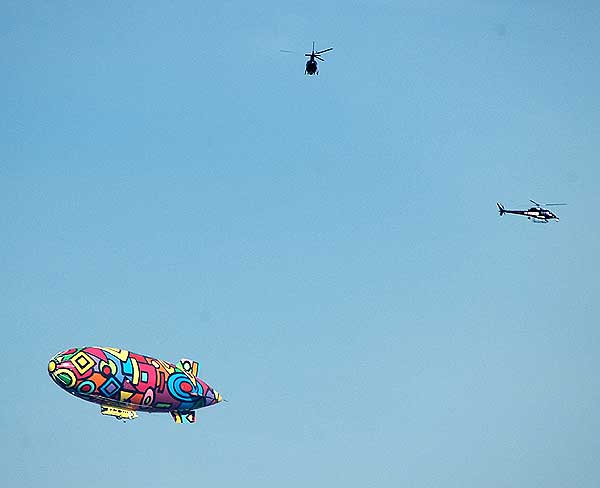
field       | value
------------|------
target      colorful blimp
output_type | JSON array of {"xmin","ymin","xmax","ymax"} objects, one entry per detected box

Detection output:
[{"xmin": 48, "ymin": 346, "xmax": 222, "ymax": 423}]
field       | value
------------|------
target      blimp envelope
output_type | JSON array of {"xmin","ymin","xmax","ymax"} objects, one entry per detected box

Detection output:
[{"xmin": 48, "ymin": 346, "xmax": 222, "ymax": 423}]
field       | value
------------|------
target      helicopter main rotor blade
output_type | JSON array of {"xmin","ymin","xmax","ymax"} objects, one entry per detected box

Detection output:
[
  {"xmin": 530, "ymin": 199, "xmax": 567, "ymax": 207},
  {"xmin": 305, "ymin": 53, "xmax": 312, "ymax": 57},
  {"xmin": 315, "ymin": 56, "xmax": 325, "ymax": 61},
  {"xmin": 316, "ymin": 47, "xmax": 333, "ymax": 54},
  {"xmin": 280, "ymin": 50, "xmax": 297, "ymax": 54}
]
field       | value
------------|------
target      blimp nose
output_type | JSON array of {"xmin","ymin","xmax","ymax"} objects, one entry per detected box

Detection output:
[
  {"xmin": 48, "ymin": 356, "xmax": 77, "ymax": 388},
  {"xmin": 48, "ymin": 358, "xmax": 61, "ymax": 382}
]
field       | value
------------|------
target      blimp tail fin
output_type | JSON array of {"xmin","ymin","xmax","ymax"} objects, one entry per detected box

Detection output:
[
  {"xmin": 170, "ymin": 410, "xmax": 196, "ymax": 424},
  {"xmin": 176, "ymin": 358, "xmax": 200, "ymax": 378}
]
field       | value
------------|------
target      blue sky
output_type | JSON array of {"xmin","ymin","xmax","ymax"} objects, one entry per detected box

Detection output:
[{"xmin": 2, "ymin": 1, "xmax": 600, "ymax": 487}]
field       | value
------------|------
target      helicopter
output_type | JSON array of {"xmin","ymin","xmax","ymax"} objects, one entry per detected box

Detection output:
[
  {"xmin": 497, "ymin": 200, "xmax": 566, "ymax": 223},
  {"xmin": 304, "ymin": 42, "xmax": 333, "ymax": 75},
  {"xmin": 280, "ymin": 42, "xmax": 333, "ymax": 75}
]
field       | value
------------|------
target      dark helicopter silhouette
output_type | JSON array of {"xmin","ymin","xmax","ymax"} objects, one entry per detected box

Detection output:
[
  {"xmin": 280, "ymin": 42, "xmax": 333, "ymax": 75},
  {"xmin": 304, "ymin": 42, "xmax": 333, "ymax": 75},
  {"xmin": 497, "ymin": 200, "xmax": 566, "ymax": 223}
]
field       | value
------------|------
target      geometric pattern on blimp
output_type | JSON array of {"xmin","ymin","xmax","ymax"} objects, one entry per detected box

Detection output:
[
  {"xmin": 77, "ymin": 380, "xmax": 96, "ymax": 395},
  {"xmin": 102, "ymin": 347, "xmax": 130, "ymax": 362},
  {"xmin": 177, "ymin": 358, "xmax": 200, "ymax": 384},
  {"xmin": 136, "ymin": 361, "xmax": 157, "ymax": 392},
  {"xmin": 54, "ymin": 368, "xmax": 77, "ymax": 388},
  {"xmin": 99, "ymin": 376, "xmax": 121, "ymax": 398},
  {"xmin": 167, "ymin": 372, "xmax": 196, "ymax": 400},
  {"xmin": 48, "ymin": 346, "xmax": 221, "ymax": 417},
  {"xmin": 71, "ymin": 351, "xmax": 95, "ymax": 375}
]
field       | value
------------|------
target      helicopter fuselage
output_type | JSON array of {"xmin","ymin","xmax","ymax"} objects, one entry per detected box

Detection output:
[
  {"xmin": 502, "ymin": 207, "xmax": 559, "ymax": 222},
  {"xmin": 305, "ymin": 59, "xmax": 318, "ymax": 75}
]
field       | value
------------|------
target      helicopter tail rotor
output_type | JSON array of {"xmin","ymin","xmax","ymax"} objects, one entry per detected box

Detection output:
[{"xmin": 497, "ymin": 203, "xmax": 505, "ymax": 216}]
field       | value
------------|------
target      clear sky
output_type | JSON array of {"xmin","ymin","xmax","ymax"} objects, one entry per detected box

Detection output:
[{"xmin": 2, "ymin": 1, "xmax": 600, "ymax": 487}]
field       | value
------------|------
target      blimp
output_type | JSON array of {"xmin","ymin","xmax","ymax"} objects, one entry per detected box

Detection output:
[{"xmin": 48, "ymin": 346, "xmax": 222, "ymax": 423}]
